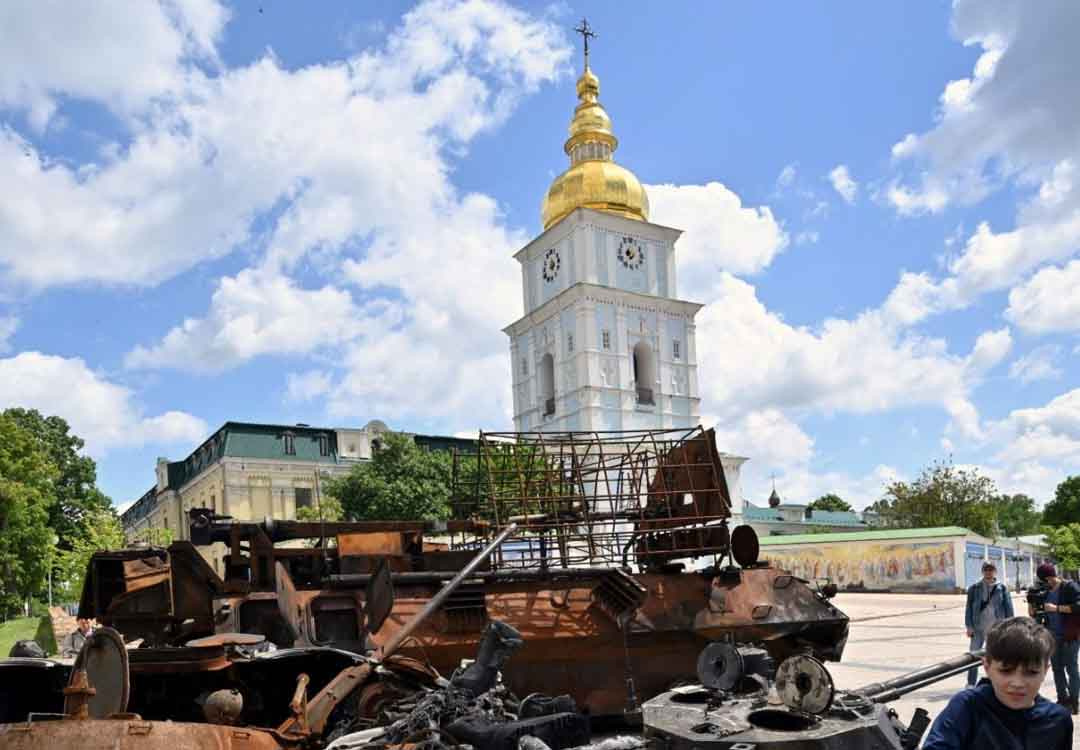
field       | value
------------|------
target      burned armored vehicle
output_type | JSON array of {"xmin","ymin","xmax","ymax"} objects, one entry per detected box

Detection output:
[
  {"xmin": 643, "ymin": 644, "xmax": 984, "ymax": 749},
  {"xmin": 64, "ymin": 427, "xmax": 848, "ymax": 718},
  {"xmin": 1, "ymin": 528, "xmax": 594, "ymax": 750}
]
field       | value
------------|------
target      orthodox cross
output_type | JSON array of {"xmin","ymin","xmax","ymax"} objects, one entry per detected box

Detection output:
[{"xmin": 574, "ymin": 18, "xmax": 597, "ymax": 68}]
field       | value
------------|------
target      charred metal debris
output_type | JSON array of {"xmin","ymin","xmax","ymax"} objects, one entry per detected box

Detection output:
[{"xmin": 1, "ymin": 427, "xmax": 852, "ymax": 749}]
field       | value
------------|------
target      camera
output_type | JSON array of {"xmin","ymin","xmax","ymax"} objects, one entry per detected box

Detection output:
[{"xmin": 1026, "ymin": 581, "xmax": 1050, "ymax": 626}]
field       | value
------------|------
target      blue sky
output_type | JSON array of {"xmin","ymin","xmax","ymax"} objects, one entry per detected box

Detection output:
[{"xmin": 1, "ymin": 1, "xmax": 1077, "ymax": 510}]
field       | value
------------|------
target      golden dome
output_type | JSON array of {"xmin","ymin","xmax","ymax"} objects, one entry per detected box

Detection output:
[{"xmin": 541, "ymin": 66, "xmax": 649, "ymax": 230}]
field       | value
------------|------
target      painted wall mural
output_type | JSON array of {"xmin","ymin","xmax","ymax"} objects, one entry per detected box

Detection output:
[{"xmin": 765, "ymin": 540, "xmax": 957, "ymax": 592}]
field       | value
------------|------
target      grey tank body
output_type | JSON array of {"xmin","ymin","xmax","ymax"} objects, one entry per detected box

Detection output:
[{"xmin": 643, "ymin": 689, "xmax": 904, "ymax": 750}]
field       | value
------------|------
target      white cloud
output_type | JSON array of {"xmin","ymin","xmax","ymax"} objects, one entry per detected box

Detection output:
[
  {"xmin": 0, "ymin": 0, "xmax": 227, "ymax": 129},
  {"xmin": 0, "ymin": 351, "xmax": 206, "ymax": 456},
  {"xmin": 711, "ymin": 409, "xmax": 814, "ymax": 468},
  {"xmin": 696, "ymin": 273, "xmax": 1000, "ymax": 440},
  {"xmin": 0, "ymin": 0, "xmax": 569, "ymax": 292},
  {"xmin": 965, "ymin": 327, "xmax": 1013, "ymax": 374},
  {"xmin": 775, "ymin": 163, "xmax": 797, "ymax": 189},
  {"xmin": 1008, "ymin": 345, "xmax": 1063, "ymax": 384},
  {"xmin": 827, "ymin": 165, "xmax": 858, "ymax": 204},
  {"xmin": 980, "ymin": 387, "xmax": 1080, "ymax": 501},
  {"xmin": 125, "ymin": 269, "xmax": 381, "ymax": 372},
  {"xmin": 882, "ymin": 3, "xmax": 1080, "ymax": 327},
  {"xmin": 1005, "ymin": 258, "xmax": 1080, "ymax": 333},
  {"xmin": 0, "ymin": 316, "xmax": 16, "ymax": 352},
  {"xmin": 96, "ymin": 0, "xmax": 567, "ymax": 431},
  {"xmin": 286, "ymin": 370, "xmax": 334, "ymax": 403},
  {"xmin": 795, "ymin": 230, "xmax": 819, "ymax": 245},
  {"xmin": 705, "ymin": 407, "xmax": 899, "ymax": 509},
  {"xmin": 647, "ymin": 182, "xmax": 789, "ymax": 294}
]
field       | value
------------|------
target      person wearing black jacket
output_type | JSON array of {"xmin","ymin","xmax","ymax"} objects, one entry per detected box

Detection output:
[
  {"xmin": 923, "ymin": 617, "xmax": 1072, "ymax": 750},
  {"xmin": 1031, "ymin": 562, "xmax": 1080, "ymax": 713}
]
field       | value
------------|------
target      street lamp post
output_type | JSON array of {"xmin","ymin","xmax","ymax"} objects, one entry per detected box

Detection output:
[{"xmin": 47, "ymin": 532, "xmax": 59, "ymax": 608}]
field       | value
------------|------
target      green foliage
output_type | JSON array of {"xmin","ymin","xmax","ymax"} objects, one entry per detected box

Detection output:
[
  {"xmin": 326, "ymin": 433, "xmax": 452, "ymax": 521},
  {"xmin": 2, "ymin": 409, "xmax": 111, "ymax": 554},
  {"xmin": 296, "ymin": 493, "xmax": 345, "ymax": 523},
  {"xmin": 0, "ymin": 617, "xmax": 40, "ymax": 656},
  {"xmin": 872, "ymin": 460, "xmax": 1000, "ymax": 537},
  {"xmin": 34, "ymin": 613, "xmax": 58, "ymax": 655},
  {"xmin": 808, "ymin": 494, "xmax": 853, "ymax": 513},
  {"xmin": 1045, "ymin": 523, "xmax": 1080, "ymax": 573},
  {"xmin": 451, "ymin": 441, "xmax": 566, "ymax": 521},
  {"xmin": 0, "ymin": 415, "xmax": 57, "ymax": 618},
  {"xmin": 130, "ymin": 527, "xmax": 175, "ymax": 547},
  {"xmin": 58, "ymin": 509, "xmax": 125, "ymax": 602},
  {"xmin": 1043, "ymin": 476, "xmax": 1080, "ymax": 528},
  {"xmin": 989, "ymin": 493, "xmax": 1042, "ymax": 537}
]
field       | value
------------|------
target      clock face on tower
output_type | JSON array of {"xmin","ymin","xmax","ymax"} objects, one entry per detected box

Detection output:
[
  {"xmin": 617, "ymin": 236, "xmax": 645, "ymax": 270},
  {"xmin": 542, "ymin": 248, "xmax": 561, "ymax": 282}
]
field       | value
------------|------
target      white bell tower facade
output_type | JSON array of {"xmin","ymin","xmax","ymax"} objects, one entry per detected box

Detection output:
[{"xmin": 504, "ymin": 43, "xmax": 701, "ymax": 433}]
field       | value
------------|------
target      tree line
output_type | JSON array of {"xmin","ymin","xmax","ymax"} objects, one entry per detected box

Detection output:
[
  {"xmin": 850, "ymin": 461, "xmax": 1079, "ymax": 570},
  {"xmin": 0, "ymin": 408, "xmax": 124, "ymax": 619}
]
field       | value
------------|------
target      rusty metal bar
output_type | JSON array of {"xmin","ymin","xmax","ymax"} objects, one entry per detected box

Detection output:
[{"xmin": 377, "ymin": 522, "xmax": 518, "ymax": 661}]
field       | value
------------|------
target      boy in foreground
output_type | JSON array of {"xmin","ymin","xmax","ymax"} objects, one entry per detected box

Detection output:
[{"xmin": 923, "ymin": 617, "xmax": 1072, "ymax": 749}]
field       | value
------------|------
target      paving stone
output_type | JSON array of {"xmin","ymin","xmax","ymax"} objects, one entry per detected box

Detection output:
[{"xmin": 830, "ymin": 592, "xmax": 1078, "ymax": 747}]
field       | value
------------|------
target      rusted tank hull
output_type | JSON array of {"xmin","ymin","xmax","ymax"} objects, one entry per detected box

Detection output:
[
  {"xmin": 368, "ymin": 566, "xmax": 847, "ymax": 716},
  {"xmin": 0, "ymin": 719, "xmax": 285, "ymax": 750}
]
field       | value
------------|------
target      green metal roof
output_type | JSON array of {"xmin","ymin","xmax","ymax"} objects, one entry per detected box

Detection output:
[
  {"xmin": 757, "ymin": 526, "xmax": 972, "ymax": 546},
  {"xmin": 223, "ymin": 423, "xmax": 337, "ymax": 462}
]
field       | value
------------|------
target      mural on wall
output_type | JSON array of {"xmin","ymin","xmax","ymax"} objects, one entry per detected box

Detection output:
[{"xmin": 765, "ymin": 540, "xmax": 957, "ymax": 591}]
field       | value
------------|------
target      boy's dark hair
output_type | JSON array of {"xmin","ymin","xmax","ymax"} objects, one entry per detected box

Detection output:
[{"xmin": 984, "ymin": 617, "xmax": 1054, "ymax": 668}]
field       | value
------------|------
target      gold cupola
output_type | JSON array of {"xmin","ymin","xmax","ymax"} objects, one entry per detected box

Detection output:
[{"xmin": 540, "ymin": 61, "xmax": 649, "ymax": 230}]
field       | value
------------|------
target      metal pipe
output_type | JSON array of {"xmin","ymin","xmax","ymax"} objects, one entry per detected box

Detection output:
[
  {"xmin": 327, "ymin": 565, "xmax": 621, "ymax": 588},
  {"xmin": 376, "ymin": 523, "xmax": 518, "ymax": 661},
  {"xmin": 866, "ymin": 661, "xmax": 981, "ymax": 703},
  {"xmin": 855, "ymin": 650, "xmax": 984, "ymax": 701}
]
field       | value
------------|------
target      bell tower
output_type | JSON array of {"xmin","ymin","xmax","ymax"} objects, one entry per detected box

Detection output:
[{"xmin": 504, "ymin": 21, "xmax": 701, "ymax": 432}]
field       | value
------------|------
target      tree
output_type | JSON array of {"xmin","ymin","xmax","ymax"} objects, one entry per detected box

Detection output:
[
  {"xmin": 989, "ymin": 493, "xmax": 1042, "ymax": 537},
  {"xmin": 2, "ymin": 409, "xmax": 111, "ymax": 553},
  {"xmin": 873, "ymin": 460, "xmax": 999, "ymax": 537},
  {"xmin": 0, "ymin": 414, "xmax": 57, "ymax": 617},
  {"xmin": 1045, "ymin": 524, "xmax": 1080, "ymax": 573},
  {"xmin": 1043, "ymin": 476, "xmax": 1080, "ymax": 528},
  {"xmin": 57, "ymin": 509, "xmax": 125, "ymax": 602},
  {"xmin": 296, "ymin": 494, "xmax": 344, "ymax": 523},
  {"xmin": 326, "ymin": 433, "xmax": 453, "ymax": 521},
  {"xmin": 130, "ymin": 527, "xmax": 175, "ymax": 547},
  {"xmin": 808, "ymin": 494, "xmax": 853, "ymax": 513}
]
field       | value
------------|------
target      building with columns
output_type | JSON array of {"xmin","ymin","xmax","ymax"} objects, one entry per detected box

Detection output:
[{"xmin": 504, "ymin": 54, "xmax": 702, "ymax": 434}]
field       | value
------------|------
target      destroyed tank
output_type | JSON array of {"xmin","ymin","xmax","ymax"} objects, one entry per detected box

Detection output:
[
  {"xmin": 68, "ymin": 427, "xmax": 849, "ymax": 718},
  {"xmin": 643, "ymin": 643, "xmax": 985, "ymax": 749},
  {"xmin": 0, "ymin": 528, "xmax": 581, "ymax": 750}
]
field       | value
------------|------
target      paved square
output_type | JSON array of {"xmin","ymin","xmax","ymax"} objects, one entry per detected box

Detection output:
[{"xmin": 830, "ymin": 592, "xmax": 1079, "ymax": 748}]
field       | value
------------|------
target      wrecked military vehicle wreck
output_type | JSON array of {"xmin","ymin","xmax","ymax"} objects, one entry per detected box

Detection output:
[
  {"xmin": 76, "ymin": 427, "xmax": 848, "ymax": 716},
  {"xmin": 643, "ymin": 644, "xmax": 986, "ymax": 749},
  {"xmin": 0, "ymin": 426, "xmax": 852, "ymax": 749},
  {"xmin": 1, "ymin": 527, "xmax": 597, "ymax": 749}
]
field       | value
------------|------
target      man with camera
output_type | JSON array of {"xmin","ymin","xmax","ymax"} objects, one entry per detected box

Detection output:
[
  {"xmin": 965, "ymin": 561, "xmax": 1014, "ymax": 687},
  {"xmin": 1029, "ymin": 563, "xmax": 1080, "ymax": 714}
]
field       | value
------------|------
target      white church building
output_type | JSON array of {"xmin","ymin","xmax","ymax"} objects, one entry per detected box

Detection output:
[{"xmin": 502, "ymin": 41, "xmax": 747, "ymax": 514}]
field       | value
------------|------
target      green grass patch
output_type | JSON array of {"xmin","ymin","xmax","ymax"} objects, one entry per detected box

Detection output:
[{"xmin": 0, "ymin": 615, "xmax": 57, "ymax": 657}]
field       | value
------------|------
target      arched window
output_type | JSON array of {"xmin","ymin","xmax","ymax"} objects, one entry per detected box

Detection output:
[
  {"xmin": 540, "ymin": 353, "xmax": 555, "ymax": 416},
  {"xmin": 633, "ymin": 342, "xmax": 655, "ymax": 405}
]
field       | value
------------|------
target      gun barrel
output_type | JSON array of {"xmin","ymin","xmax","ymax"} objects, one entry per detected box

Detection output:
[
  {"xmin": 376, "ymin": 523, "xmax": 518, "ymax": 661},
  {"xmin": 855, "ymin": 650, "xmax": 984, "ymax": 703}
]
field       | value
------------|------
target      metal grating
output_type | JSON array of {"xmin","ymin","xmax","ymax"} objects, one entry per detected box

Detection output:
[{"xmin": 450, "ymin": 427, "xmax": 733, "ymax": 571}]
